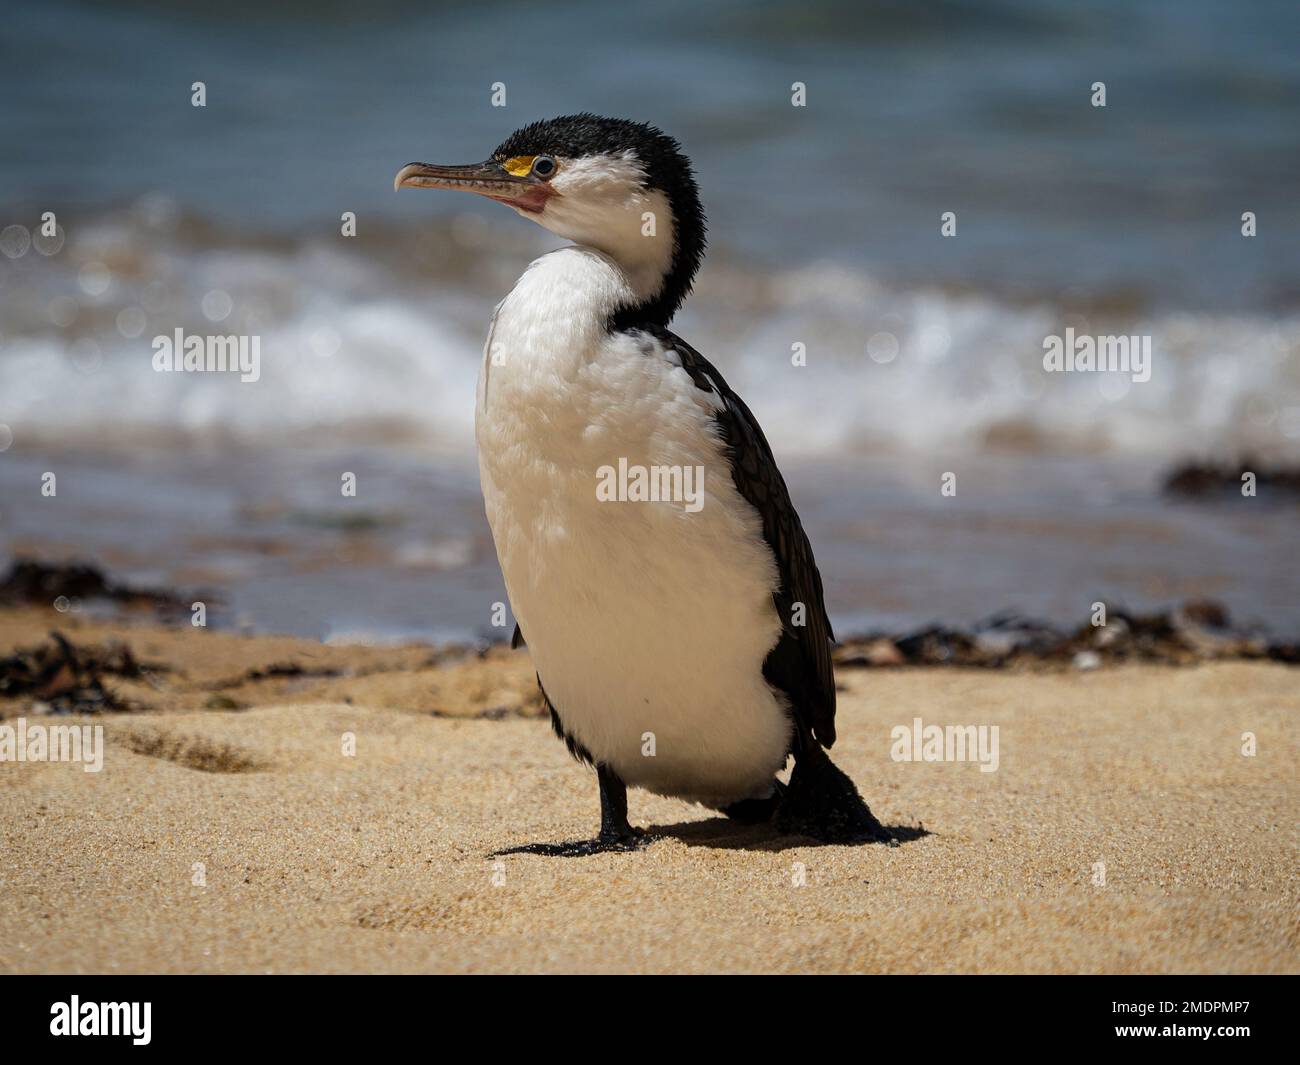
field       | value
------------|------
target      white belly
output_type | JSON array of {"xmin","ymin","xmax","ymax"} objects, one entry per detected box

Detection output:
[{"xmin": 475, "ymin": 248, "xmax": 792, "ymax": 806}]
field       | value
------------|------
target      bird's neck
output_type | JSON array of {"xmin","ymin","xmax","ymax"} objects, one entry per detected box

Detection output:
[
  {"xmin": 483, "ymin": 247, "xmax": 645, "ymax": 411},
  {"xmin": 606, "ymin": 189, "xmax": 704, "ymax": 332},
  {"xmin": 538, "ymin": 188, "xmax": 700, "ymax": 330}
]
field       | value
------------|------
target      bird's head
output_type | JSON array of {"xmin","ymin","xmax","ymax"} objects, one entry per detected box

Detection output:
[{"xmin": 395, "ymin": 113, "xmax": 706, "ymax": 325}]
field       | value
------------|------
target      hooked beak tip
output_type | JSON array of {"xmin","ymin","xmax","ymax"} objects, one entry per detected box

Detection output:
[{"xmin": 394, "ymin": 163, "xmax": 425, "ymax": 192}]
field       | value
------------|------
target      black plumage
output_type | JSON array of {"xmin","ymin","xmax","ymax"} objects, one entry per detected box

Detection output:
[{"xmin": 626, "ymin": 324, "xmax": 839, "ymax": 752}]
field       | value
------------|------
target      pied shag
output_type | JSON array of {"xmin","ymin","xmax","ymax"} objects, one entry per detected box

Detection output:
[{"xmin": 396, "ymin": 114, "xmax": 892, "ymax": 854}]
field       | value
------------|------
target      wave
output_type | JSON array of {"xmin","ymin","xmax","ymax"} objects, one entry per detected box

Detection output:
[{"xmin": 1, "ymin": 203, "xmax": 1297, "ymax": 462}]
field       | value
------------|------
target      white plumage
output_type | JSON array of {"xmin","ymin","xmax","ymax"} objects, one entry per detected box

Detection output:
[{"xmin": 476, "ymin": 246, "xmax": 791, "ymax": 805}]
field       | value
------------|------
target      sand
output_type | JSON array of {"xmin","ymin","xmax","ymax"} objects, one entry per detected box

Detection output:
[{"xmin": 0, "ymin": 609, "xmax": 1296, "ymax": 974}]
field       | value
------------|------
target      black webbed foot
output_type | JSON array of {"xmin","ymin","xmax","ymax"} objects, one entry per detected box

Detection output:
[
  {"xmin": 493, "ymin": 763, "xmax": 654, "ymax": 858},
  {"xmin": 776, "ymin": 743, "xmax": 894, "ymax": 845}
]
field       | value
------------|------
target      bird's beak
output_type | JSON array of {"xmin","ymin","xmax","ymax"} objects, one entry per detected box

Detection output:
[
  {"xmin": 394, "ymin": 160, "xmax": 518, "ymax": 193},
  {"xmin": 394, "ymin": 160, "xmax": 551, "ymax": 213}
]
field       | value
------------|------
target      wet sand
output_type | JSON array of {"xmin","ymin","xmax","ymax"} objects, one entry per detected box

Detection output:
[{"xmin": 0, "ymin": 609, "xmax": 1296, "ymax": 974}]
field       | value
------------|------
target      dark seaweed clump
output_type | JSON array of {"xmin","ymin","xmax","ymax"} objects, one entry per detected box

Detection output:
[
  {"xmin": 833, "ymin": 600, "xmax": 1298, "ymax": 670},
  {"xmin": 0, "ymin": 631, "xmax": 166, "ymax": 713}
]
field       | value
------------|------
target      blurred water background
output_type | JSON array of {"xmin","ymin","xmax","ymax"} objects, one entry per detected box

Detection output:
[{"xmin": 1, "ymin": 0, "xmax": 1297, "ymax": 639}]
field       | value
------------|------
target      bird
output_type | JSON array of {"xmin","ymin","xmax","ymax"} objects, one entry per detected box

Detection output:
[{"xmin": 396, "ymin": 114, "xmax": 892, "ymax": 854}]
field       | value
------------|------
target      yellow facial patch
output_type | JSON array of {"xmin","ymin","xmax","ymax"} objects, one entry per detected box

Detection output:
[{"xmin": 502, "ymin": 155, "xmax": 536, "ymax": 177}]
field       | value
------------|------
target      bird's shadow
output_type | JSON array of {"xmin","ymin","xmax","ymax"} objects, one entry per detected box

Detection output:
[
  {"xmin": 492, "ymin": 819, "xmax": 931, "ymax": 858},
  {"xmin": 649, "ymin": 817, "xmax": 931, "ymax": 852}
]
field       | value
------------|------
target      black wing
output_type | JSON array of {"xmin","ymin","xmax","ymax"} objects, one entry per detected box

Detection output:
[{"xmin": 632, "ymin": 325, "xmax": 838, "ymax": 749}]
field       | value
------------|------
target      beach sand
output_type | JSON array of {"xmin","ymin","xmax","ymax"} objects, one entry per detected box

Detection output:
[{"xmin": 1, "ymin": 608, "xmax": 1296, "ymax": 974}]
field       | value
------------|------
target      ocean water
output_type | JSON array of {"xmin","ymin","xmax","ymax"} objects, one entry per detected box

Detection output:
[{"xmin": 1, "ymin": 0, "xmax": 1297, "ymax": 638}]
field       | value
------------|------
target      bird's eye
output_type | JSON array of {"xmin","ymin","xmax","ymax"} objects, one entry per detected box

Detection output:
[{"xmin": 531, "ymin": 155, "xmax": 557, "ymax": 179}]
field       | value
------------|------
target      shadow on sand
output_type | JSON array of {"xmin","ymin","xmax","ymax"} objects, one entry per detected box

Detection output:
[
  {"xmin": 648, "ymin": 817, "xmax": 932, "ymax": 852},
  {"xmin": 492, "ymin": 820, "xmax": 931, "ymax": 858}
]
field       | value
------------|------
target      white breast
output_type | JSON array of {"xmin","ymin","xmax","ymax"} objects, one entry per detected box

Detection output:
[{"xmin": 475, "ymin": 247, "xmax": 791, "ymax": 806}]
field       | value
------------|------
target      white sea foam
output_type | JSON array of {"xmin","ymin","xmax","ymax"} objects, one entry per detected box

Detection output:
[
  {"xmin": 687, "ymin": 262, "xmax": 1300, "ymax": 460},
  {"xmin": 1, "ymin": 223, "xmax": 1296, "ymax": 461}
]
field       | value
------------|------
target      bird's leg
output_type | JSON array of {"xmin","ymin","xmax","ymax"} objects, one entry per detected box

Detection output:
[
  {"xmin": 492, "ymin": 763, "xmax": 652, "ymax": 858},
  {"xmin": 595, "ymin": 763, "xmax": 640, "ymax": 844}
]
